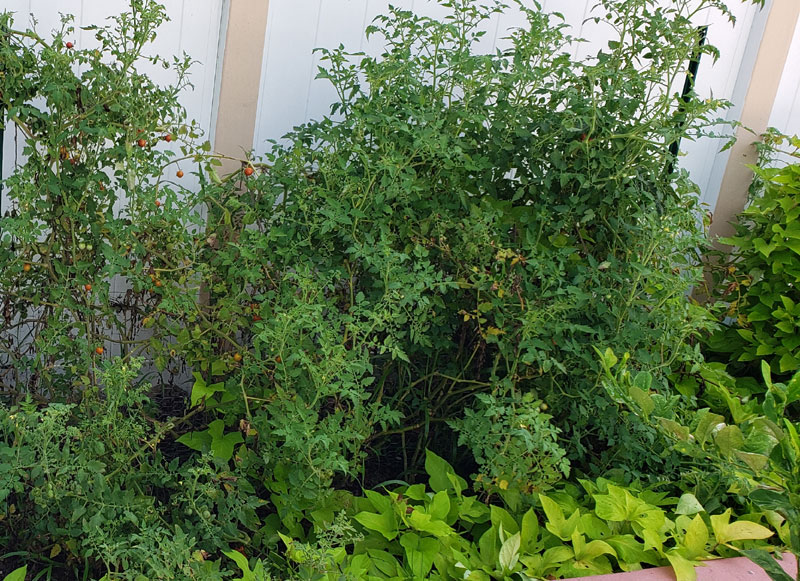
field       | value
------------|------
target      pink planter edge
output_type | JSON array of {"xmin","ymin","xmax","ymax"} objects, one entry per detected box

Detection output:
[{"xmin": 563, "ymin": 553, "xmax": 797, "ymax": 581}]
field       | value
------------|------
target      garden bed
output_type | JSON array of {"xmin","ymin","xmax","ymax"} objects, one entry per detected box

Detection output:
[{"xmin": 0, "ymin": 0, "xmax": 798, "ymax": 579}]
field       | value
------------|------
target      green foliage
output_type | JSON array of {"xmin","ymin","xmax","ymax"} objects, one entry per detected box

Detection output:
[
  {"xmin": 0, "ymin": 358, "xmax": 264, "ymax": 579},
  {"xmin": 0, "ymin": 0, "xmax": 790, "ymax": 578},
  {"xmin": 600, "ymin": 351, "xmax": 800, "ymax": 580},
  {"xmin": 0, "ymin": 0, "xmax": 214, "ymax": 399},
  {"xmin": 281, "ymin": 451, "xmax": 778, "ymax": 581},
  {"xmin": 708, "ymin": 136, "xmax": 800, "ymax": 374},
  {"xmin": 222, "ymin": 550, "xmax": 272, "ymax": 581},
  {"xmin": 448, "ymin": 391, "xmax": 569, "ymax": 503},
  {"xmin": 599, "ymin": 127, "xmax": 800, "ymax": 578},
  {"xmin": 0, "ymin": 0, "xmax": 728, "ymax": 512},
  {"xmin": 193, "ymin": 0, "xmax": 726, "ymax": 504}
]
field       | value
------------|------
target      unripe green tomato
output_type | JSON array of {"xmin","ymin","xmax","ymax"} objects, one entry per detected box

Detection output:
[
  {"xmin": 78, "ymin": 242, "xmax": 86, "ymax": 250},
  {"xmin": 87, "ymin": 244, "xmax": 93, "ymax": 251},
  {"xmin": 202, "ymin": 510, "xmax": 211, "ymax": 520}
]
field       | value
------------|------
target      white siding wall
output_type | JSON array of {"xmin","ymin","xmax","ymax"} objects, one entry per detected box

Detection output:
[
  {"xmin": 1, "ymin": 0, "xmax": 224, "ymax": 203},
  {"xmin": 253, "ymin": 0, "xmax": 762, "ymax": 207}
]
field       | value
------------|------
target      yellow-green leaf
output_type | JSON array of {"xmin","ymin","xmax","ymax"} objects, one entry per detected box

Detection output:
[
  {"xmin": 735, "ymin": 451, "xmax": 769, "ymax": 473},
  {"xmin": 683, "ymin": 514, "xmax": 708, "ymax": 558},
  {"xmin": 711, "ymin": 509, "xmax": 773, "ymax": 545},
  {"xmin": 666, "ymin": 551, "xmax": 699, "ymax": 581},
  {"xmin": 719, "ymin": 521, "xmax": 774, "ymax": 545},
  {"xmin": 3, "ymin": 566, "xmax": 27, "ymax": 581},
  {"xmin": 355, "ymin": 510, "xmax": 399, "ymax": 540},
  {"xmin": 499, "ymin": 532, "xmax": 521, "ymax": 572},
  {"xmin": 540, "ymin": 494, "xmax": 580, "ymax": 541},
  {"xmin": 676, "ymin": 493, "xmax": 705, "ymax": 516}
]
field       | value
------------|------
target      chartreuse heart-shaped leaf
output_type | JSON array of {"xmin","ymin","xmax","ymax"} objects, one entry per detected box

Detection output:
[
  {"xmin": 207, "ymin": 419, "xmax": 243, "ymax": 460},
  {"xmin": 408, "ymin": 509, "xmax": 453, "ymax": 538},
  {"xmin": 399, "ymin": 532, "xmax": 439, "ymax": 578},
  {"xmin": 425, "ymin": 449, "xmax": 466, "ymax": 494},
  {"xmin": 520, "ymin": 508, "xmax": 540, "ymax": 551},
  {"xmin": 682, "ymin": 514, "xmax": 709, "ymax": 559},
  {"xmin": 540, "ymin": 494, "xmax": 581, "ymax": 541},
  {"xmin": 710, "ymin": 509, "xmax": 773, "ymax": 546},
  {"xmin": 354, "ymin": 508, "xmax": 398, "ymax": 540},
  {"xmin": 189, "ymin": 371, "xmax": 225, "ymax": 407},
  {"xmin": 665, "ymin": 551, "xmax": 699, "ymax": 581},
  {"xmin": 498, "ymin": 531, "xmax": 521, "ymax": 572},
  {"xmin": 571, "ymin": 530, "xmax": 616, "ymax": 564},
  {"xmin": 676, "ymin": 493, "xmax": 705, "ymax": 516}
]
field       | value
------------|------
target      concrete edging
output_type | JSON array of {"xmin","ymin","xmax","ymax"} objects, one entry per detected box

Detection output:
[{"xmin": 563, "ymin": 554, "xmax": 797, "ymax": 581}]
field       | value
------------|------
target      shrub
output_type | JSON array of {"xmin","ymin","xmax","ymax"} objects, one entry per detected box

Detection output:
[
  {"xmin": 2, "ymin": 0, "xmax": 729, "ymax": 517},
  {"xmin": 707, "ymin": 135, "xmax": 800, "ymax": 375},
  {"xmin": 194, "ymin": 0, "xmax": 723, "ymax": 504},
  {"xmin": 0, "ymin": 4, "xmax": 260, "ymax": 576},
  {"xmin": 448, "ymin": 391, "xmax": 569, "ymax": 502}
]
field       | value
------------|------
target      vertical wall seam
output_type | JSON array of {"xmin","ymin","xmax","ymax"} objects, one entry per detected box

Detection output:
[
  {"xmin": 177, "ymin": 0, "xmax": 185, "ymax": 59},
  {"xmin": 359, "ymin": 1, "xmax": 370, "ymax": 52},
  {"xmin": 209, "ymin": 0, "xmax": 230, "ymax": 149},
  {"xmin": 252, "ymin": 2, "xmax": 272, "ymax": 151},
  {"xmin": 303, "ymin": 1, "xmax": 325, "ymax": 124},
  {"xmin": 701, "ymin": 0, "xmax": 772, "ymax": 211},
  {"xmin": 710, "ymin": 0, "xmax": 800, "ymax": 242}
]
